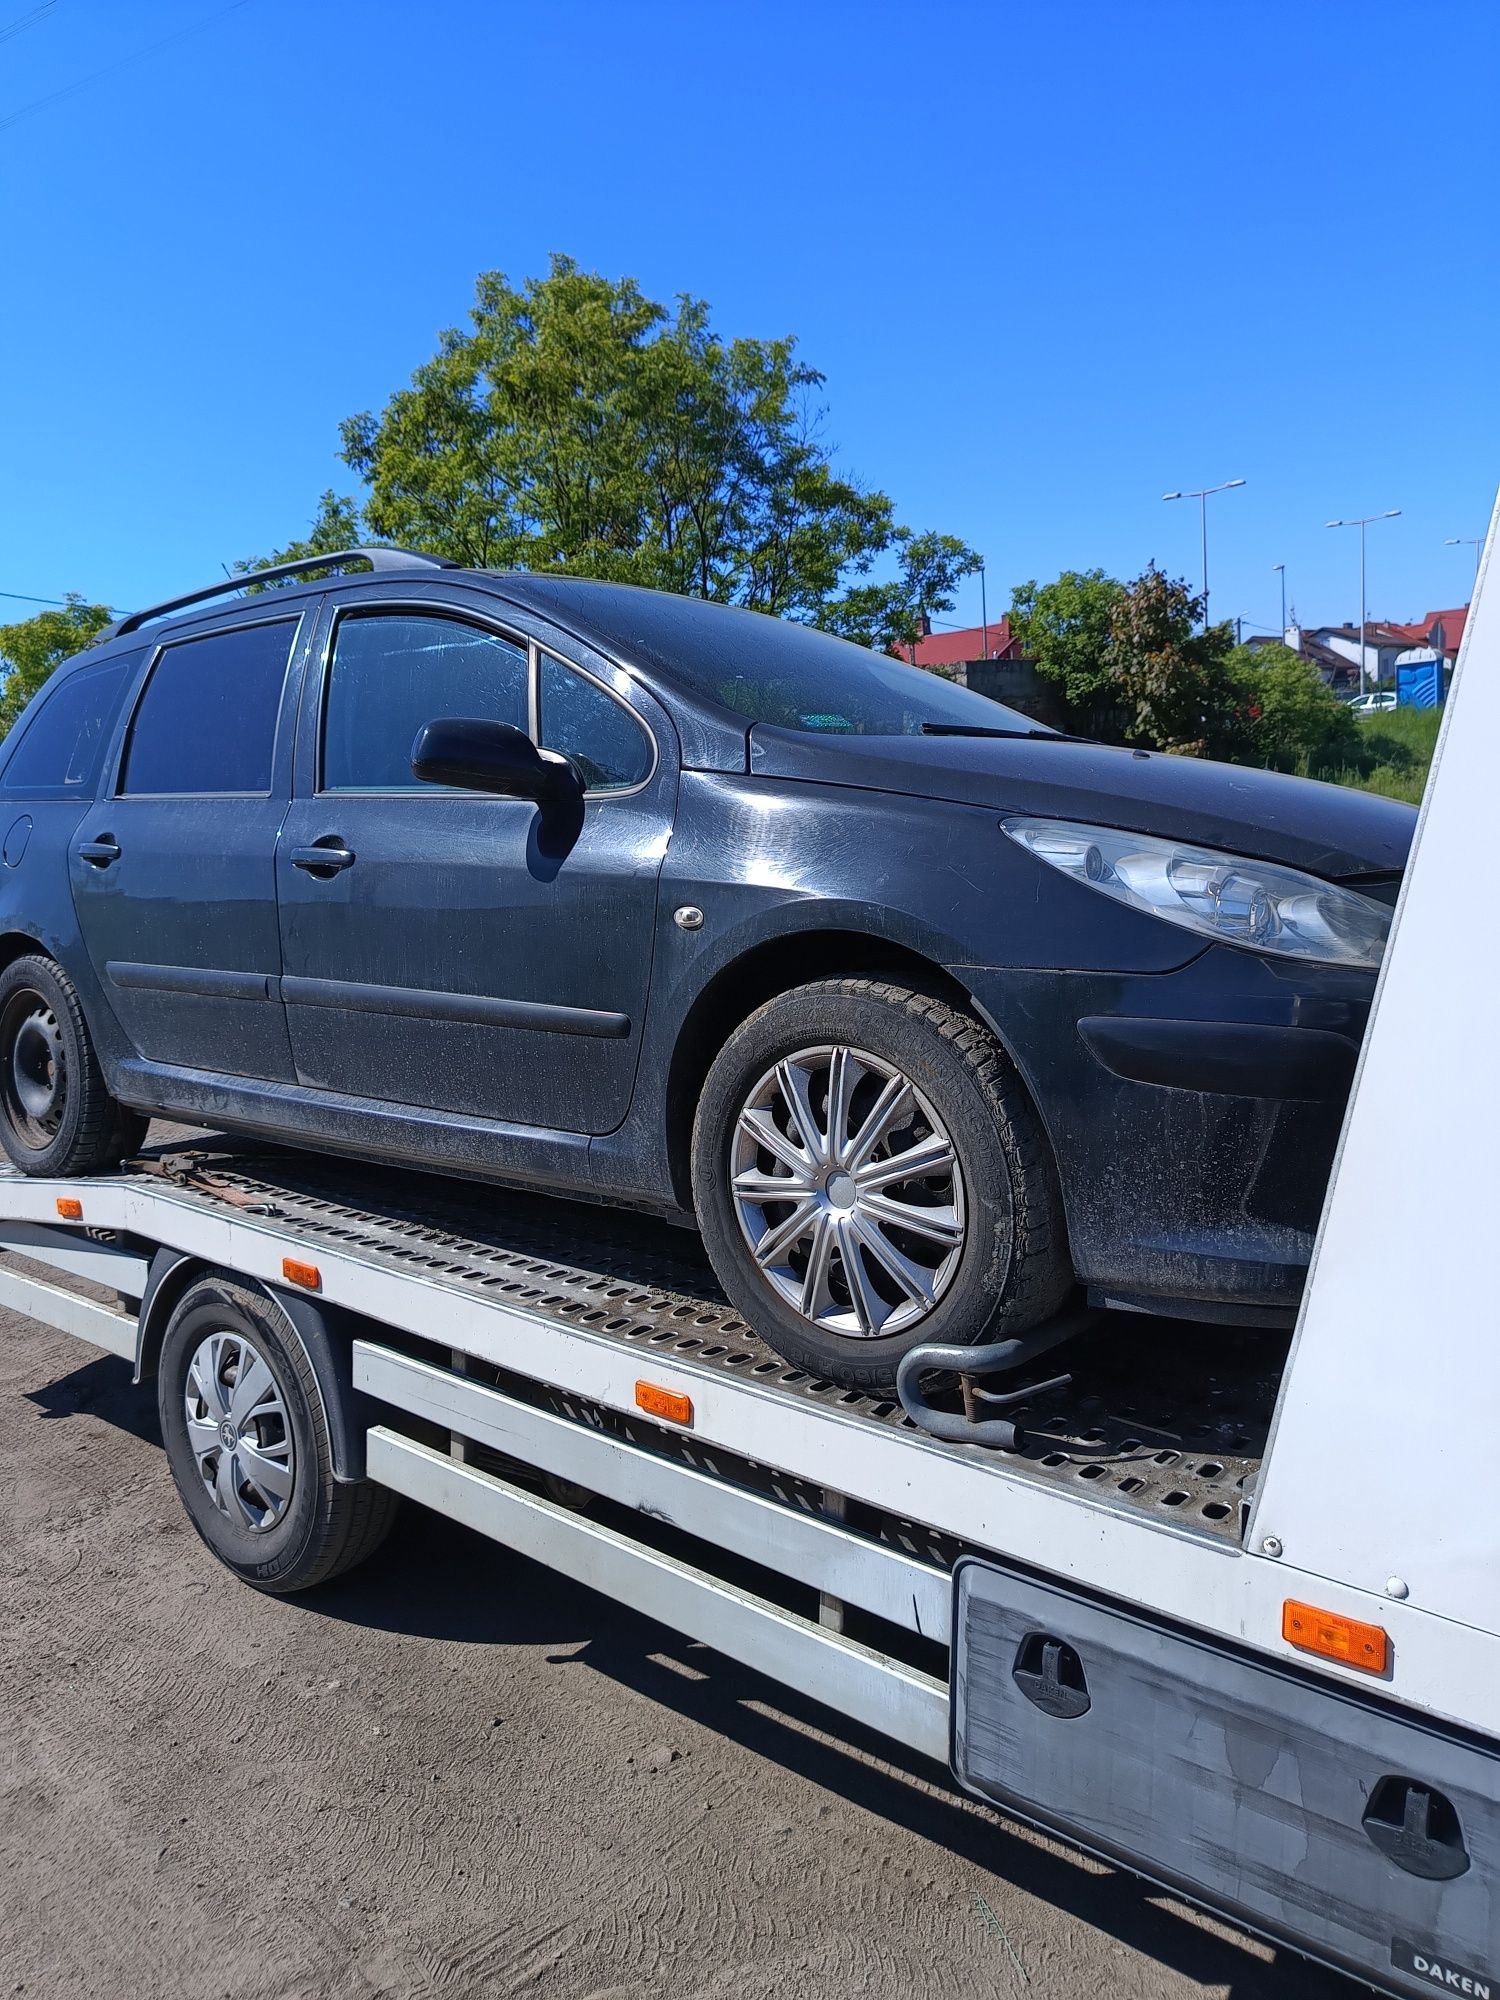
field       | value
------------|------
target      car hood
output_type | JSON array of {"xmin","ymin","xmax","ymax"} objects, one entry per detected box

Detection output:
[{"xmin": 747, "ymin": 725, "xmax": 1415, "ymax": 880}]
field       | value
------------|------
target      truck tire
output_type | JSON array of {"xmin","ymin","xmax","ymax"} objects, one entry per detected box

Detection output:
[
  {"xmin": 0, "ymin": 953, "xmax": 146, "ymax": 1175},
  {"xmin": 157, "ymin": 1272, "xmax": 397, "ymax": 1593},
  {"xmin": 692, "ymin": 977, "xmax": 1072, "ymax": 1391}
]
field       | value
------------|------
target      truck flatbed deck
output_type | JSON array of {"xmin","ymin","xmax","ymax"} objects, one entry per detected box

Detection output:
[{"xmin": 113, "ymin": 1138, "xmax": 1275, "ymax": 1541}]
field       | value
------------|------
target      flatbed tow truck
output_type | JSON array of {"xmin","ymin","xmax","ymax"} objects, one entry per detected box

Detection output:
[{"xmin": 4, "ymin": 498, "xmax": 1498, "ymax": 1997}]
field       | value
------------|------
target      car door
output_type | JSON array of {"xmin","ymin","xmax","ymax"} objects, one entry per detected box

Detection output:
[
  {"xmin": 69, "ymin": 610, "xmax": 312, "ymax": 1081},
  {"xmin": 275, "ymin": 594, "xmax": 676, "ymax": 1134}
]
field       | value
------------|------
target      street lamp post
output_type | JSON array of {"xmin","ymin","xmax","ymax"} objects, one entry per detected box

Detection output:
[
  {"xmin": 1325, "ymin": 511, "xmax": 1401, "ymax": 698},
  {"xmin": 1162, "ymin": 479, "xmax": 1246, "ymax": 630},
  {"xmin": 1272, "ymin": 563, "xmax": 1287, "ymax": 636},
  {"xmin": 1445, "ymin": 536, "xmax": 1484, "ymax": 586}
]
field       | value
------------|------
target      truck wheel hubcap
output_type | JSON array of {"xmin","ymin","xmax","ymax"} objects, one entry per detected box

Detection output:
[
  {"xmin": 731, "ymin": 1044, "xmax": 966, "ymax": 1341},
  {"xmin": 184, "ymin": 1331, "xmax": 295, "ymax": 1531}
]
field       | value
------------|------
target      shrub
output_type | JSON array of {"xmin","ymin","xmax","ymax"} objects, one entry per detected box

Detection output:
[{"xmin": 1225, "ymin": 644, "xmax": 1360, "ymax": 776}]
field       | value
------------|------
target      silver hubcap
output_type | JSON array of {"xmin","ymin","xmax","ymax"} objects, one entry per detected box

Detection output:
[
  {"xmin": 184, "ymin": 1331, "xmax": 295, "ymax": 1532},
  {"xmin": 730, "ymin": 1044, "xmax": 966, "ymax": 1340}
]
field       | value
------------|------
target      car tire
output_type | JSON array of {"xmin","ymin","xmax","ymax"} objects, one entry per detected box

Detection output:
[
  {"xmin": 0, "ymin": 953, "xmax": 145, "ymax": 1176},
  {"xmin": 157, "ymin": 1272, "xmax": 398, "ymax": 1593},
  {"xmin": 692, "ymin": 977, "xmax": 1073, "ymax": 1391}
]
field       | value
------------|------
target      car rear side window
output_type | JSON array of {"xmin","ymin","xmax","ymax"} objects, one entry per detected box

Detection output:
[
  {"xmin": 121, "ymin": 620, "xmax": 296, "ymax": 795},
  {"xmin": 0, "ymin": 651, "xmax": 141, "ymax": 800},
  {"xmin": 322, "ymin": 613, "xmax": 528, "ymax": 792},
  {"xmin": 538, "ymin": 653, "xmax": 652, "ymax": 791}
]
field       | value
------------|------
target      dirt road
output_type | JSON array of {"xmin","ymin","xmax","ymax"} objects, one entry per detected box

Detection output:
[{"xmin": 2, "ymin": 1301, "xmax": 1356, "ymax": 2000}]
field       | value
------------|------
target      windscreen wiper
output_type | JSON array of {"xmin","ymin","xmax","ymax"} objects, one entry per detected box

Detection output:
[{"xmin": 919, "ymin": 722, "xmax": 1095, "ymax": 743}]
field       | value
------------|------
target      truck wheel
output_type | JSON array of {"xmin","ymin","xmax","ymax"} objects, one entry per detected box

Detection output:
[
  {"xmin": 0, "ymin": 954, "xmax": 145, "ymax": 1175},
  {"xmin": 157, "ymin": 1273, "xmax": 397, "ymax": 1593},
  {"xmin": 692, "ymin": 978, "xmax": 1072, "ymax": 1391}
]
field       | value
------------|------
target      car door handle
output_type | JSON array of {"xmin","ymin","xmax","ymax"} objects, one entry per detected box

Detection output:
[
  {"xmin": 290, "ymin": 843, "xmax": 356, "ymax": 874},
  {"xmin": 78, "ymin": 836, "xmax": 121, "ymax": 866}
]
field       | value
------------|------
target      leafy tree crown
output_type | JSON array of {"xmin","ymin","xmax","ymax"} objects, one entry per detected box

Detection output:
[{"xmin": 246, "ymin": 257, "xmax": 978, "ymax": 646}]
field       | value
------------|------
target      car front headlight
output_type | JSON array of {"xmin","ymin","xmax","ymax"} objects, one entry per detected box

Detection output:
[{"xmin": 1001, "ymin": 817, "xmax": 1390, "ymax": 970}]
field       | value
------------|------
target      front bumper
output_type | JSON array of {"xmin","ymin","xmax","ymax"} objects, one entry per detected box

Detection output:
[{"xmin": 955, "ymin": 947, "xmax": 1375, "ymax": 1324}]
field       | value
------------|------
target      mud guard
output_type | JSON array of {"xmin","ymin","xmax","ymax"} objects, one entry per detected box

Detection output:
[{"xmin": 134, "ymin": 1247, "xmax": 377, "ymax": 1482}]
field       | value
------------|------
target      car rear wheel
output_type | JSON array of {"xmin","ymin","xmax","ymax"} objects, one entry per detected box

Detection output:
[
  {"xmin": 692, "ymin": 977, "xmax": 1073, "ymax": 1390},
  {"xmin": 157, "ymin": 1273, "xmax": 398, "ymax": 1593},
  {"xmin": 0, "ymin": 954, "xmax": 147, "ymax": 1176}
]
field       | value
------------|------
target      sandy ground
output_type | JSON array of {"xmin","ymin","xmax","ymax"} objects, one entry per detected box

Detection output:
[{"xmin": 1, "ymin": 1302, "xmax": 1358, "ymax": 2000}]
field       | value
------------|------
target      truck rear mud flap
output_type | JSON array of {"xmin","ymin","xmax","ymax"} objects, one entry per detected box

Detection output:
[{"xmin": 952, "ymin": 1561, "xmax": 1499, "ymax": 1998}]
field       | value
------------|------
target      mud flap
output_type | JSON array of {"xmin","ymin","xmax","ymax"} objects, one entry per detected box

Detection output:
[{"xmin": 952, "ymin": 1560, "xmax": 1500, "ymax": 1998}]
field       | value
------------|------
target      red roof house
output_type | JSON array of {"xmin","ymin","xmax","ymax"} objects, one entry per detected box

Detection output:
[
  {"xmin": 1413, "ymin": 607, "xmax": 1468, "ymax": 657},
  {"xmin": 900, "ymin": 617, "xmax": 1021, "ymax": 668},
  {"xmin": 1379, "ymin": 608, "xmax": 1468, "ymax": 654}
]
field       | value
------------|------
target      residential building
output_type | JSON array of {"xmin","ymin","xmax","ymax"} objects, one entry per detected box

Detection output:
[
  {"xmin": 1299, "ymin": 622, "xmax": 1414, "ymax": 687},
  {"xmin": 1391, "ymin": 607, "xmax": 1468, "ymax": 660},
  {"xmin": 901, "ymin": 617, "xmax": 1022, "ymax": 670},
  {"xmin": 1249, "ymin": 628, "xmax": 1360, "ymax": 690},
  {"xmin": 1269, "ymin": 603, "xmax": 1469, "ymax": 689}
]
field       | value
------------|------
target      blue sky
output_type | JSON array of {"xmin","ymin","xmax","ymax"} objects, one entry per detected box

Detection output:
[{"xmin": 2, "ymin": 0, "xmax": 1496, "ymax": 640}]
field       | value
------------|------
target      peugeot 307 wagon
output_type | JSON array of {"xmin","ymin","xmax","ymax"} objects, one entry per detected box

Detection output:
[{"xmin": 0, "ymin": 548, "xmax": 1415, "ymax": 1387}]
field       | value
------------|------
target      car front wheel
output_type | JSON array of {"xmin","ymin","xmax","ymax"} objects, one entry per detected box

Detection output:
[{"xmin": 692, "ymin": 978, "xmax": 1072, "ymax": 1390}]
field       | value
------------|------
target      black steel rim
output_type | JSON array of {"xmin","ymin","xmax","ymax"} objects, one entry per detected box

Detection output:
[{"xmin": 0, "ymin": 987, "xmax": 68, "ymax": 1150}]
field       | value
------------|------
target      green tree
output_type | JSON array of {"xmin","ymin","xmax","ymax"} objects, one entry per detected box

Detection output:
[
  {"xmin": 815, "ymin": 530, "xmax": 983, "ymax": 656},
  {"xmin": 236, "ymin": 491, "xmax": 365, "ymax": 586},
  {"xmin": 247, "ymin": 257, "xmax": 976, "ymax": 637},
  {"xmin": 1224, "ymin": 642, "xmax": 1360, "ymax": 775},
  {"xmin": 1007, "ymin": 568, "xmax": 1126, "ymax": 713},
  {"xmin": 0, "ymin": 596, "xmax": 114, "ymax": 733},
  {"xmin": 1107, "ymin": 564, "xmax": 1242, "ymax": 757}
]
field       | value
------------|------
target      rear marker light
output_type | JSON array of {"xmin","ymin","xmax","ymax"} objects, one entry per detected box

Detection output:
[
  {"xmin": 636, "ymin": 1380, "xmax": 693, "ymax": 1426},
  {"xmin": 1282, "ymin": 1599, "xmax": 1389, "ymax": 1674},
  {"xmin": 282, "ymin": 1257, "xmax": 321, "ymax": 1291},
  {"xmin": 55, "ymin": 1197, "xmax": 83, "ymax": 1221}
]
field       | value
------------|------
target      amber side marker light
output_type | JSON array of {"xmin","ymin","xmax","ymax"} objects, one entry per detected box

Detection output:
[
  {"xmin": 1283, "ymin": 1599, "xmax": 1389, "ymax": 1674},
  {"xmin": 636, "ymin": 1380, "xmax": 693, "ymax": 1426},
  {"xmin": 55, "ymin": 1197, "xmax": 84, "ymax": 1221},
  {"xmin": 281, "ymin": 1257, "xmax": 321, "ymax": 1291}
]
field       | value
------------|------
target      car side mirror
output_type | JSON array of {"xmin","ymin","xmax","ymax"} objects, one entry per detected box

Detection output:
[{"xmin": 410, "ymin": 717, "xmax": 584, "ymax": 808}]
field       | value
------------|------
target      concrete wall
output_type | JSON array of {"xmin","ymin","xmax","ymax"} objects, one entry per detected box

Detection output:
[{"xmin": 962, "ymin": 656, "xmax": 1068, "ymax": 725}]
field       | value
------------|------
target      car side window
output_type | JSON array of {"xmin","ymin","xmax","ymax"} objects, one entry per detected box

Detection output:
[
  {"xmin": 322, "ymin": 613, "xmax": 528, "ymax": 792},
  {"xmin": 121, "ymin": 621, "xmax": 296, "ymax": 796},
  {"xmin": 538, "ymin": 652, "xmax": 653, "ymax": 792},
  {"xmin": 0, "ymin": 650, "xmax": 141, "ymax": 799}
]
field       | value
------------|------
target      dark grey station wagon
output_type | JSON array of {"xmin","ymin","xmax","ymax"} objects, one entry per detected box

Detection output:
[{"xmin": 0, "ymin": 548, "xmax": 1414, "ymax": 1386}]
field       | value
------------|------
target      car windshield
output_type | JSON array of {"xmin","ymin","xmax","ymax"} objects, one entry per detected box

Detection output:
[
  {"xmin": 670, "ymin": 612, "xmax": 1040, "ymax": 735},
  {"xmin": 517, "ymin": 582, "xmax": 1041, "ymax": 736},
  {"xmin": 707, "ymin": 646, "xmax": 1041, "ymax": 736}
]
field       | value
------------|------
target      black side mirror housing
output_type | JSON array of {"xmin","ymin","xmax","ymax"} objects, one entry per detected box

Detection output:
[{"xmin": 410, "ymin": 718, "xmax": 584, "ymax": 807}]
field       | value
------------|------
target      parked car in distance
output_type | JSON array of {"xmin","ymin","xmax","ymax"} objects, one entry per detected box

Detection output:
[
  {"xmin": 0, "ymin": 550, "xmax": 1416, "ymax": 1387},
  {"xmin": 1347, "ymin": 689, "xmax": 1400, "ymax": 714}
]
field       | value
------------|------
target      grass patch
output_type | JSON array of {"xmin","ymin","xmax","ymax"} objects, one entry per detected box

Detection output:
[{"xmin": 1318, "ymin": 704, "xmax": 1443, "ymax": 807}]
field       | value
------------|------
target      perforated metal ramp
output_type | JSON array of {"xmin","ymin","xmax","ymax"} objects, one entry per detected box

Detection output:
[{"xmin": 118, "ymin": 1138, "xmax": 1277, "ymax": 1544}]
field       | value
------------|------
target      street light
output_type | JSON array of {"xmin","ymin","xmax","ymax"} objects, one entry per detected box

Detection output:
[
  {"xmin": 1445, "ymin": 536, "xmax": 1484, "ymax": 586},
  {"xmin": 1272, "ymin": 563, "xmax": 1287, "ymax": 636},
  {"xmin": 1326, "ymin": 511, "xmax": 1401, "ymax": 698},
  {"xmin": 1162, "ymin": 479, "xmax": 1245, "ymax": 629}
]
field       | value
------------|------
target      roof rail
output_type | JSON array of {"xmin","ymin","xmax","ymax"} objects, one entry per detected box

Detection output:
[{"xmin": 99, "ymin": 547, "xmax": 460, "ymax": 641}]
